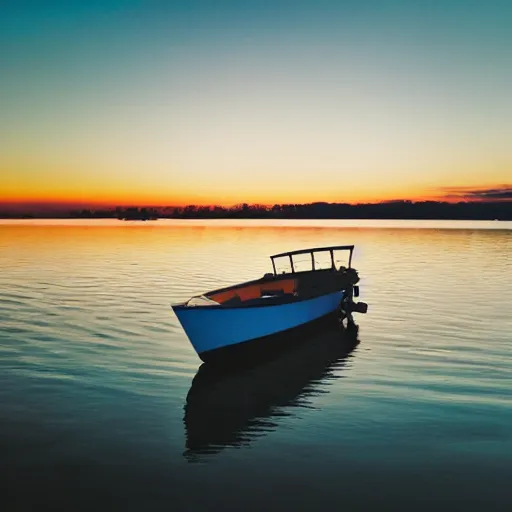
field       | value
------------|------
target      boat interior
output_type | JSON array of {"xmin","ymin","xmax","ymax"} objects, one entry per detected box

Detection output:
[{"xmin": 207, "ymin": 275, "xmax": 298, "ymax": 306}]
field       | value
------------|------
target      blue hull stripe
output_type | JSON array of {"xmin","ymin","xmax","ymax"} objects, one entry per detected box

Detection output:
[{"xmin": 172, "ymin": 290, "xmax": 344, "ymax": 355}]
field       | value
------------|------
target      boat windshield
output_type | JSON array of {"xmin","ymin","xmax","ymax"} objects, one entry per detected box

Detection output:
[
  {"xmin": 269, "ymin": 245, "xmax": 354, "ymax": 275},
  {"xmin": 186, "ymin": 295, "xmax": 221, "ymax": 307}
]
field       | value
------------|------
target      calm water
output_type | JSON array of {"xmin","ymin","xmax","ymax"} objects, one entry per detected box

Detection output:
[{"xmin": 1, "ymin": 219, "xmax": 511, "ymax": 511}]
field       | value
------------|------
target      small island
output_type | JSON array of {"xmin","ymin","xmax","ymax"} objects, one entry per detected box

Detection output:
[{"xmin": 116, "ymin": 207, "xmax": 158, "ymax": 221}]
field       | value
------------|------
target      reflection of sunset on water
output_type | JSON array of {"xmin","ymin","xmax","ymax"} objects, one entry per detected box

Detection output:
[{"xmin": 1, "ymin": 218, "xmax": 511, "ymax": 509}]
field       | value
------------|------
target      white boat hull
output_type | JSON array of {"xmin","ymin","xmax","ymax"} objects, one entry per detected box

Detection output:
[{"xmin": 172, "ymin": 290, "xmax": 344, "ymax": 361}]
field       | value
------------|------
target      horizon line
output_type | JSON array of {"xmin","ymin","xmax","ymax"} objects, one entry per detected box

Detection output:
[
  {"xmin": 1, "ymin": 198, "xmax": 510, "ymax": 222},
  {"xmin": 1, "ymin": 197, "xmax": 511, "ymax": 211}
]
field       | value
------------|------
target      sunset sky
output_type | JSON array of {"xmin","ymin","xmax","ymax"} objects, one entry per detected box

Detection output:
[{"xmin": 1, "ymin": 0, "xmax": 511, "ymax": 208}]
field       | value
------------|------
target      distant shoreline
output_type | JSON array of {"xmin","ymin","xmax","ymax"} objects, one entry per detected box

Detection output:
[{"xmin": 0, "ymin": 201, "xmax": 510, "ymax": 221}]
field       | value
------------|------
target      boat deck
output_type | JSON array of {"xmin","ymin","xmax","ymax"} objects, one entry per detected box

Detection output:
[{"xmin": 204, "ymin": 267, "xmax": 359, "ymax": 307}]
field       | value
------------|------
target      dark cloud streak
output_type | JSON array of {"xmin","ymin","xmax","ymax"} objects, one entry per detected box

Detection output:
[
  {"xmin": 438, "ymin": 185, "xmax": 512, "ymax": 201},
  {"xmin": 466, "ymin": 188, "xmax": 512, "ymax": 200}
]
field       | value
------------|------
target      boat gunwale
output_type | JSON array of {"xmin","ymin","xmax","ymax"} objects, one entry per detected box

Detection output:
[
  {"xmin": 171, "ymin": 291, "xmax": 344, "ymax": 311},
  {"xmin": 172, "ymin": 279, "xmax": 347, "ymax": 310}
]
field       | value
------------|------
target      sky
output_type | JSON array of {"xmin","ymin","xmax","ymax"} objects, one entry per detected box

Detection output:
[{"xmin": 1, "ymin": 0, "xmax": 511, "ymax": 208}]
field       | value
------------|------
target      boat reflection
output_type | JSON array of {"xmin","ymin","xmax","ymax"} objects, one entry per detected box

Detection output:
[{"xmin": 183, "ymin": 323, "xmax": 360, "ymax": 460}]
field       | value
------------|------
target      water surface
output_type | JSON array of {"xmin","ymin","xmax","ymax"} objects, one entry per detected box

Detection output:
[{"xmin": 0, "ymin": 219, "xmax": 511, "ymax": 511}]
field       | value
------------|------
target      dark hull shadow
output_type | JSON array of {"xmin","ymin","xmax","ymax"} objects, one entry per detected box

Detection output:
[{"xmin": 183, "ymin": 322, "xmax": 360, "ymax": 460}]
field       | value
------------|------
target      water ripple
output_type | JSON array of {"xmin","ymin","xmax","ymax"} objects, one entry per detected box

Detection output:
[{"xmin": 0, "ymin": 220, "xmax": 511, "ymax": 509}]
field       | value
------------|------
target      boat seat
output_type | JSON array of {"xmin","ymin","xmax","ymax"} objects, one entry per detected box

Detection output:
[
  {"xmin": 237, "ymin": 293, "xmax": 298, "ymax": 306},
  {"xmin": 260, "ymin": 289, "xmax": 285, "ymax": 296},
  {"xmin": 222, "ymin": 294, "xmax": 243, "ymax": 306}
]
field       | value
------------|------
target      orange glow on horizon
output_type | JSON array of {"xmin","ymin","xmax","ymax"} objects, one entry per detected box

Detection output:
[
  {"xmin": 0, "ymin": 190, "xmax": 449, "ymax": 208},
  {"xmin": 1, "ymin": 185, "xmax": 509, "ymax": 212}
]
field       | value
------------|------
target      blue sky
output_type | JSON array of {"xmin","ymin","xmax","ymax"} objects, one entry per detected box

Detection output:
[{"xmin": 2, "ymin": 0, "xmax": 511, "ymax": 205}]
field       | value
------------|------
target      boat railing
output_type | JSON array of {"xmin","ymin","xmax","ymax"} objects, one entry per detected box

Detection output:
[{"xmin": 269, "ymin": 245, "xmax": 354, "ymax": 275}]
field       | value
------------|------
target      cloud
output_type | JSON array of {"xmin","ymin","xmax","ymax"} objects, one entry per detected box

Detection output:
[
  {"xmin": 437, "ymin": 185, "xmax": 512, "ymax": 201},
  {"xmin": 465, "ymin": 188, "xmax": 512, "ymax": 200}
]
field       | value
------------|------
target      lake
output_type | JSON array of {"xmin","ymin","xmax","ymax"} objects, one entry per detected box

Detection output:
[{"xmin": 0, "ymin": 219, "xmax": 511, "ymax": 511}]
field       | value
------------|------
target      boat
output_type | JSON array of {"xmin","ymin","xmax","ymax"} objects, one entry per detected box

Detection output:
[
  {"xmin": 183, "ymin": 323, "xmax": 360, "ymax": 460},
  {"xmin": 171, "ymin": 245, "xmax": 368, "ymax": 363}
]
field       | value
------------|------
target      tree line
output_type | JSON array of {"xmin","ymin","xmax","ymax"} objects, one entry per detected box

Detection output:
[{"xmin": 1, "ymin": 201, "xmax": 510, "ymax": 220}]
